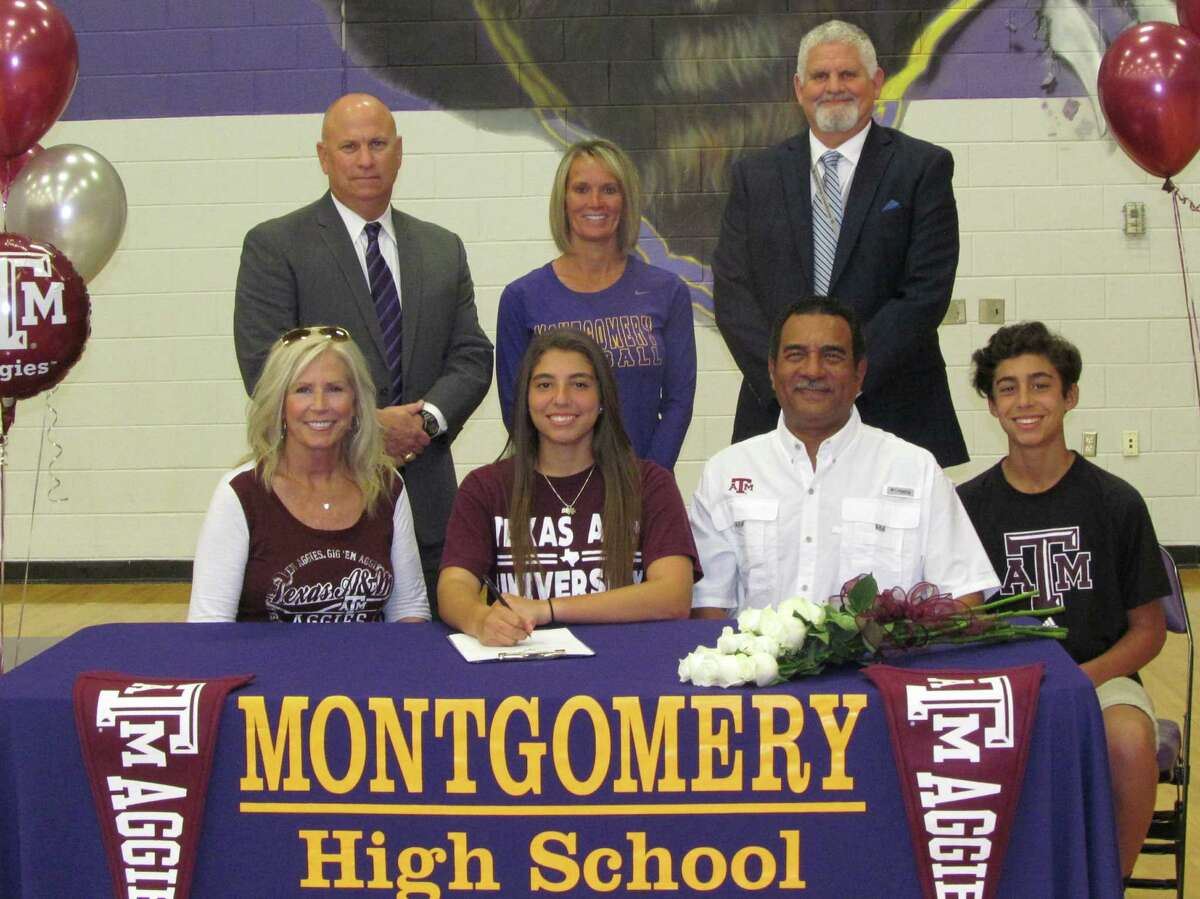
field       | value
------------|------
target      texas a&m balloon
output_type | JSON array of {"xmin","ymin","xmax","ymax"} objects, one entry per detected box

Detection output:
[{"xmin": 0, "ymin": 232, "xmax": 89, "ymax": 401}]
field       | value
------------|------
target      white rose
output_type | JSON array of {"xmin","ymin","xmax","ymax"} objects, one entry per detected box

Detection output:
[
  {"xmin": 736, "ymin": 608, "xmax": 763, "ymax": 634},
  {"xmin": 688, "ymin": 649, "xmax": 722, "ymax": 687},
  {"xmin": 748, "ymin": 634, "xmax": 781, "ymax": 657},
  {"xmin": 717, "ymin": 626, "xmax": 742, "ymax": 654},
  {"xmin": 715, "ymin": 652, "xmax": 755, "ymax": 687},
  {"xmin": 757, "ymin": 607, "xmax": 786, "ymax": 644},
  {"xmin": 679, "ymin": 647, "xmax": 711, "ymax": 683},
  {"xmin": 777, "ymin": 596, "xmax": 804, "ymax": 617},
  {"xmin": 678, "ymin": 653, "xmax": 694, "ymax": 683},
  {"xmin": 736, "ymin": 653, "xmax": 757, "ymax": 683},
  {"xmin": 750, "ymin": 651, "xmax": 780, "ymax": 687},
  {"xmin": 779, "ymin": 614, "xmax": 808, "ymax": 651},
  {"xmin": 792, "ymin": 596, "xmax": 828, "ymax": 627}
]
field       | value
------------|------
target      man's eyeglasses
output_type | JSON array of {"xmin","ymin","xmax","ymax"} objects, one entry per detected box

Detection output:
[{"xmin": 279, "ymin": 326, "xmax": 351, "ymax": 345}]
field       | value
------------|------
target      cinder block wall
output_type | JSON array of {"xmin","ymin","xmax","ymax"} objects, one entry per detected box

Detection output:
[{"xmin": 2, "ymin": 1, "xmax": 1196, "ymax": 559}]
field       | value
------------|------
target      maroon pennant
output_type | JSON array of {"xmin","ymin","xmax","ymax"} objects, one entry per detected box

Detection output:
[
  {"xmin": 73, "ymin": 671, "xmax": 253, "ymax": 899},
  {"xmin": 864, "ymin": 664, "xmax": 1044, "ymax": 899}
]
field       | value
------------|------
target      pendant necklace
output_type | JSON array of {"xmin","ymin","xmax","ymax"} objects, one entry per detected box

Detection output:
[{"xmin": 542, "ymin": 466, "xmax": 596, "ymax": 515}]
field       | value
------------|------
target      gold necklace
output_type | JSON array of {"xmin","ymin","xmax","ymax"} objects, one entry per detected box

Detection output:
[{"xmin": 541, "ymin": 466, "xmax": 596, "ymax": 515}]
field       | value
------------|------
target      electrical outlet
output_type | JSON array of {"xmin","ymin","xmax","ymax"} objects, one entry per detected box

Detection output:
[
  {"xmin": 1123, "ymin": 201, "xmax": 1146, "ymax": 235},
  {"xmin": 979, "ymin": 298, "xmax": 1005, "ymax": 324},
  {"xmin": 942, "ymin": 299, "xmax": 966, "ymax": 325},
  {"xmin": 1082, "ymin": 431, "xmax": 1098, "ymax": 457},
  {"xmin": 1122, "ymin": 430, "xmax": 1139, "ymax": 457}
]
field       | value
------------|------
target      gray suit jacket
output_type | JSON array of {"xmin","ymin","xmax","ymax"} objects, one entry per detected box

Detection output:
[{"xmin": 233, "ymin": 192, "xmax": 494, "ymax": 550}]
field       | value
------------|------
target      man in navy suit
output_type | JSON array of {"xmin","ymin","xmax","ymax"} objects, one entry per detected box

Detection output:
[
  {"xmin": 713, "ymin": 20, "xmax": 968, "ymax": 467},
  {"xmin": 234, "ymin": 94, "xmax": 493, "ymax": 602}
]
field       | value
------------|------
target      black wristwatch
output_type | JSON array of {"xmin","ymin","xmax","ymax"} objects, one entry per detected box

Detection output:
[{"xmin": 419, "ymin": 410, "xmax": 440, "ymax": 438}]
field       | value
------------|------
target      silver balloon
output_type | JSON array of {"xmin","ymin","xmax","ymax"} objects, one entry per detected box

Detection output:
[{"xmin": 4, "ymin": 143, "xmax": 127, "ymax": 282}]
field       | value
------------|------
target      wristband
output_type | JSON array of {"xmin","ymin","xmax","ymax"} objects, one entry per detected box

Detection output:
[{"xmin": 547, "ymin": 597, "xmax": 556, "ymax": 625}]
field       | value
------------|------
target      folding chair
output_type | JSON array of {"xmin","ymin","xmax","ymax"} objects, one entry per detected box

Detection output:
[{"xmin": 1127, "ymin": 546, "xmax": 1192, "ymax": 896}]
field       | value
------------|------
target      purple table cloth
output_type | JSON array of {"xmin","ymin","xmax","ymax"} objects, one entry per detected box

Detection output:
[{"xmin": 0, "ymin": 620, "xmax": 1121, "ymax": 897}]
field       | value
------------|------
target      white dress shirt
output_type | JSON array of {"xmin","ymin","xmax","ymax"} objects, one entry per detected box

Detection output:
[
  {"xmin": 327, "ymin": 195, "xmax": 445, "ymax": 431},
  {"xmin": 329, "ymin": 194, "xmax": 403, "ymax": 305},
  {"xmin": 690, "ymin": 408, "xmax": 999, "ymax": 613},
  {"xmin": 808, "ymin": 121, "xmax": 871, "ymax": 206}
]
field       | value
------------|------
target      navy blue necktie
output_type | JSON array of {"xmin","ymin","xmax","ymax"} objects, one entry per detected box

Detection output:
[{"xmin": 364, "ymin": 221, "xmax": 403, "ymax": 403}]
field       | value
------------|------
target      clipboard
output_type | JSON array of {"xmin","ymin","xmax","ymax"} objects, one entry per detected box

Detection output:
[{"xmin": 447, "ymin": 627, "xmax": 595, "ymax": 663}]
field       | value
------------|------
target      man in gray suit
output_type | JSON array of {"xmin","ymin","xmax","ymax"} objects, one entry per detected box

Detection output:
[{"xmin": 234, "ymin": 93, "xmax": 493, "ymax": 603}]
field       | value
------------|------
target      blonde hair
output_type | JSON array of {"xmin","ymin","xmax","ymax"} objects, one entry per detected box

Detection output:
[
  {"xmin": 548, "ymin": 139, "xmax": 643, "ymax": 255},
  {"xmin": 245, "ymin": 331, "xmax": 394, "ymax": 515}
]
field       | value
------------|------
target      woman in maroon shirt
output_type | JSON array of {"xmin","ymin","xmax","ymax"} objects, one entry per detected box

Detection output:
[
  {"xmin": 438, "ymin": 328, "xmax": 699, "ymax": 645},
  {"xmin": 189, "ymin": 327, "xmax": 428, "ymax": 622}
]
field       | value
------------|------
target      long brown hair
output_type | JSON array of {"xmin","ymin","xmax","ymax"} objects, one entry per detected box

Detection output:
[{"xmin": 505, "ymin": 328, "xmax": 641, "ymax": 592}]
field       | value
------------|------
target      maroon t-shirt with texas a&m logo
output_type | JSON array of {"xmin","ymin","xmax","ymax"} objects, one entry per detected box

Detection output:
[
  {"xmin": 230, "ymin": 469, "xmax": 401, "ymax": 622},
  {"xmin": 441, "ymin": 457, "xmax": 700, "ymax": 599}
]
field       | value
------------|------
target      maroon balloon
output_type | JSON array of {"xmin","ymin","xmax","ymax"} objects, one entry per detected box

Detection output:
[
  {"xmin": 1182, "ymin": 0, "xmax": 1200, "ymax": 39},
  {"xmin": 0, "ymin": 0, "xmax": 78, "ymax": 158},
  {"xmin": 1098, "ymin": 22, "xmax": 1200, "ymax": 178},
  {"xmin": 0, "ymin": 142, "xmax": 42, "ymax": 200},
  {"xmin": 0, "ymin": 232, "xmax": 89, "ymax": 400}
]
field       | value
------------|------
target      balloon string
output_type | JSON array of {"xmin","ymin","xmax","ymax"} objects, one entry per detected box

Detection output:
[
  {"xmin": 339, "ymin": 1, "xmax": 348, "ymax": 97},
  {"xmin": 12, "ymin": 399, "xmax": 50, "ymax": 669},
  {"xmin": 1169, "ymin": 189, "xmax": 1200, "ymax": 413},
  {"xmin": 1164, "ymin": 178, "xmax": 1200, "ymax": 214},
  {"xmin": 43, "ymin": 387, "xmax": 66, "ymax": 503}
]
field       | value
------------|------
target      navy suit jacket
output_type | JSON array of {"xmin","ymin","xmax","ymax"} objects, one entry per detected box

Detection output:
[
  {"xmin": 713, "ymin": 123, "xmax": 968, "ymax": 467},
  {"xmin": 233, "ymin": 192, "xmax": 494, "ymax": 552}
]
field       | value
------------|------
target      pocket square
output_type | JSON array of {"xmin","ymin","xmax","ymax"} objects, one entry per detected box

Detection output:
[{"xmin": 881, "ymin": 199, "xmax": 902, "ymax": 212}]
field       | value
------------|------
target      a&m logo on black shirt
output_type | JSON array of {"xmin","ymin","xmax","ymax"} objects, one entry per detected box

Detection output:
[{"xmin": 1001, "ymin": 526, "xmax": 1093, "ymax": 607}]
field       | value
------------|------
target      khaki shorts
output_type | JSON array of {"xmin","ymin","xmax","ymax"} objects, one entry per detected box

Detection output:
[{"xmin": 1096, "ymin": 676, "xmax": 1158, "ymax": 744}]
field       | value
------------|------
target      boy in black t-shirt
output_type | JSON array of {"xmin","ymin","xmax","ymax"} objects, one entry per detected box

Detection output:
[{"xmin": 957, "ymin": 322, "xmax": 1168, "ymax": 879}]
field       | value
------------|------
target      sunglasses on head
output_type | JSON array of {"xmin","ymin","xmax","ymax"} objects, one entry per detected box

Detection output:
[{"xmin": 279, "ymin": 326, "xmax": 351, "ymax": 345}]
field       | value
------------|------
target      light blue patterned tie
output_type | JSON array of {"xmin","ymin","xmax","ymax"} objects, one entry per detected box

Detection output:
[
  {"xmin": 364, "ymin": 221, "xmax": 404, "ymax": 403},
  {"xmin": 812, "ymin": 150, "xmax": 843, "ymax": 296}
]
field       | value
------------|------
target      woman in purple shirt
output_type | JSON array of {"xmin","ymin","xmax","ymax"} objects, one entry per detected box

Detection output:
[{"xmin": 496, "ymin": 139, "xmax": 696, "ymax": 469}]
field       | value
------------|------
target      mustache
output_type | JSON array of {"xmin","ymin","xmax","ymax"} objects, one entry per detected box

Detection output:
[
  {"xmin": 816, "ymin": 91, "xmax": 856, "ymax": 105},
  {"xmin": 791, "ymin": 378, "xmax": 832, "ymax": 392}
]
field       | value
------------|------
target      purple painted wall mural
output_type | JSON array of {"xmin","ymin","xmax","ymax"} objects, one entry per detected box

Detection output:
[{"xmin": 56, "ymin": 0, "xmax": 1148, "ymax": 311}]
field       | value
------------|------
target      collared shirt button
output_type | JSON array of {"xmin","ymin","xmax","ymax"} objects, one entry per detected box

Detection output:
[
  {"xmin": 807, "ymin": 488, "xmax": 814, "ymax": 495},
  {"xmin": 804, "ymin": 536, "xmax": 812, "ymax": 543}
]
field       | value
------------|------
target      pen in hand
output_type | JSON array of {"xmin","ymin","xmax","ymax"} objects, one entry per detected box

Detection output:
[
  {"xmin": 482, "ymin": 575, "xmax": 533, "ymax": 639},
  {"xmin": 482, "ymin": 575, "xmax": 512, "ymax": 610}
]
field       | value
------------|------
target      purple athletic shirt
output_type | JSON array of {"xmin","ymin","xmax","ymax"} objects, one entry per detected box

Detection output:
[{"xmin": 496, "ymin": 257, "xmax": 697, "ymax": 469}]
